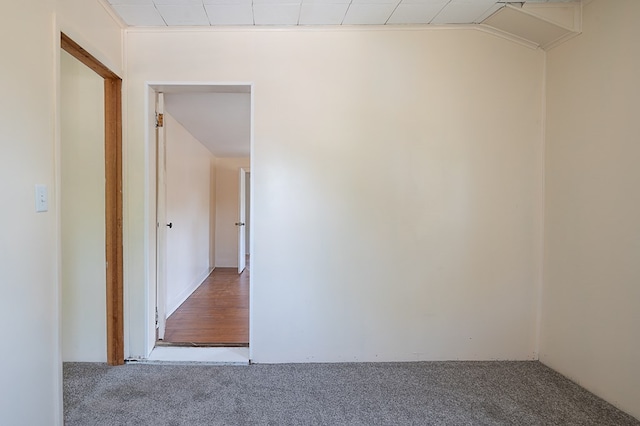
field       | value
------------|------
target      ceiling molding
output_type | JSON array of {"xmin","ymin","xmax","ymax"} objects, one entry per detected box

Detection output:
[
  {"xmin": 476, "ymin": 24, "xmax": 540, "ymax": 50},
  {"xmin": 125, "ymin": 23, "xmax": 486, "ymax": 34}
]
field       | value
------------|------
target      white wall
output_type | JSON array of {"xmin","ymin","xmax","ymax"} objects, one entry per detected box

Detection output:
[
  {"xmin": 541, "ymin": 0, "xmax": 640, "ymax": 419},
  {"xmin": 60, "ymin": 50, "xmax": 107, "ymax": 362},
  {"xmin": 215, "ymin": 158, "xmax": 251, "ymax": 267},
  {"xmin": 125, "ymin": 28, "xmax": 544, "ymax": 362},
  {"xmin": 55, "ymin": 0, "xmax": 123, "ymax": 76},
  {"xmin": 0, "ymin": 1, "xmax": 121, "ymax": 424},
  {"xmin": 0, "ymin": 3, "xmax": 60, "ymax": 423},
  {"xmin": 164, "ymin": 112, "xmax": 215, "ymax": 315}
]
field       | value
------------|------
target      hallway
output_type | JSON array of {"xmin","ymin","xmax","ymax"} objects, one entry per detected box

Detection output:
[{"xmin": 162, "ymin": 259, "xmax": 249, "ymax": 346}]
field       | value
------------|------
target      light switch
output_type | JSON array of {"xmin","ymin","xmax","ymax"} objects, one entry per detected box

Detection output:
[{"xmin": 35, "ymin": 184, "xmax": 48, "ymax": 213}]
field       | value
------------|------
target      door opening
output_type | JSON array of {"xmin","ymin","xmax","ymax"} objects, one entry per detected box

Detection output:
[
  {"xmin": 60, "ymin": 33, "xmax": 123, "ymax": 366},
  {"xmin": 149, "ymin": 84, "xmax": 252, "ymax": 359}
]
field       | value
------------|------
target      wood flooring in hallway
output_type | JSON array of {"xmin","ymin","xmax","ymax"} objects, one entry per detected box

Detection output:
[{"xmin": 162, "ymin": 259, "xmax": 249, "ymax": 346}]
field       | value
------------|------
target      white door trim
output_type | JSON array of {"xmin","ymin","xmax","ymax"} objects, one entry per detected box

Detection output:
[{"xmin": 143, "ymin": 81, "xmax": 254, "ymax": 360}]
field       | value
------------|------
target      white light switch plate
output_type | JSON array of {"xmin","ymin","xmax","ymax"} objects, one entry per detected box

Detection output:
[{"xmin": 35, "ymin": 184, "xmax": 48, "ymax": 212}]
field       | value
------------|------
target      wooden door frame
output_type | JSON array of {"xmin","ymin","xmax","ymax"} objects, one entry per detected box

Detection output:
[{"xmin": 61, "ymin": 33, "xmax": 124, "ymax": 366}]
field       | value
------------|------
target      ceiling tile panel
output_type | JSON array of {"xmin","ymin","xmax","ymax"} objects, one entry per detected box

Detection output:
[
  {"xmin": 399, "ymin": 0, "xmax": 447, "ymax": 5},
  {"xmin": 387, "ymin": 3, "xmax": 447, "ymax": 24},
  {"xmin": 343, "ymin": 3, "xmax": 398, "ymax": 25},
  {"xmin": 299, "ymin": 3, "xmax": 349, "ymax": 24},
  {"xmin": 204, "ymin": 0, "xmax": 252, "ymax": 5},
  {"xmin": 205, "ymin": 4, "xmax": 254, "ymax": 24},
  {"xmin": 108, "ymin": 0, "xmax": 153, "ymax": 5},
  {"xmin": 431, "ymin": 0, "xmax": 497, "ymax": 24},
  {"xmin": 110, "ymin": 4, "xmax": 166, "ymax": 25},
  {"xmin": 475, "ymin": 3, "xmax": 502, "ymax": 23},
  {"xmin": 254, "ymin": 0, "xmax": 301, "ymax": 4},
  {"xmin": 351, "ymin": 0, "xmax": 399, "ymax": 4},
  {"xmin": 253, "ymin": 3, "xmax": 301, "ymax": 25},
  {"xmin": 153, "ymin": 0, "xmax": 202, "ymax": 5},
  {"xmin": 156, "ymin": 4, "xmax": 210, "ymax": 25},
  {"xmin": 301, "ymin": 0, "xmax": 351, "ymax": 4}
]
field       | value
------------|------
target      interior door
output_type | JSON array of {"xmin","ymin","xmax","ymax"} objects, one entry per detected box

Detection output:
[
  {"xmin": 155, "ymin": 92, "xmax": 168, "ymax": 340},
  {"xmin": 237, "ymin": 168, "xmax": 247, "ymax": 274}
]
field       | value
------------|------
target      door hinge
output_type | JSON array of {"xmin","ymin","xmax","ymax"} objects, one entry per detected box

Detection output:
[
  {"xmin": 156, "ymin": 112, "xmax": 164, "ymax": 128},
  {"xmin": 155, "ymin": 307, "xmax": 159, "ymax": 326}
]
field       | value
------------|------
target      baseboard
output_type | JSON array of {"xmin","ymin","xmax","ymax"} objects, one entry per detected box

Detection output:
[
  {"xmin": 166, "ymin": 267, "xmax": 214, "ymax": 317},
  {"xmin": 138, "ymin": 346, "xmax": 249, "ymax": 365}
]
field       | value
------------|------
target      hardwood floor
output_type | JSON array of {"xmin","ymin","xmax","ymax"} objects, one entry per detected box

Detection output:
[{"xmin": 162, "ymin": 258, "xmax": 249, "ymax": 346}]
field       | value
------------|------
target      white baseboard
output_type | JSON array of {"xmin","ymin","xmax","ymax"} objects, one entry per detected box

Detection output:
[
  {"xmin": 166, "ymin": 267, "xmax": 214, "ymax": 317},
  {"xmin": 141, "ymin": 346, "xmax": 249, "ymax": 365}
]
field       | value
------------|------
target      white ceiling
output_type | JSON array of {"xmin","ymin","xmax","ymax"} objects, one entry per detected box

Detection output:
[
  {"xmin": 143, "ymin": 1, "xmax": 576, "ymax": 157},
  {"xmin": 164, "ymin": 91, "xmax": 251, "ymax": 157},
  {"xmin": 107, "ymin": 0, "xmax": 576, "ymax": 27}
]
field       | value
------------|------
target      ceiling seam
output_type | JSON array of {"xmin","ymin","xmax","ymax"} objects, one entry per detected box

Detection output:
[
  {"xmin": 384, "ymin": 0, "xmax": 402, "ymax": 26},
  {"xmin": 429, "ymin": 0, "xmax": 453, "ymax": 25},
  {"xmin": 152, "ymin": 1, "xmax": 169, "ymax": 26},
  {"xmin": 341, "ymin": 0, "xmax": 354, "ymax": 26},
  {"xmin": 202, "ymin": 2, "xmax": 212, "ymax": 26}
]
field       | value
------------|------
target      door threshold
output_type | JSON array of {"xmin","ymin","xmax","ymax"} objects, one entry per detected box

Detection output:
[
  {"xmin": 140, "ymin": 346, "xmax": 249, "ymax": 365},
  {"xmin": 155, "ymin": 341, "xmax": 248, "ymax": 348}
]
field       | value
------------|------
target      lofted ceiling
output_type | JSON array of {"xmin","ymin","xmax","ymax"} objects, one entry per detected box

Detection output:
[{"xmin": 107, "ymin": 0, "xmax": 576, "ymax": 27}]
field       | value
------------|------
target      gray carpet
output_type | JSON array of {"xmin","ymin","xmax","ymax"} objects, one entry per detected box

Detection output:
[{"xmin": 64, "ymin": 361, "xmax": 639, "ymax": 425}]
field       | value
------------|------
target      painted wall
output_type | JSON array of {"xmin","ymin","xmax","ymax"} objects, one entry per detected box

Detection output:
[
  {"xmin": 165, "ymin": 112, "xmax": 215, "ymax": 315},
  {"xmin": 215, "ymin": 158, "xmax": 251, "ymax": 267},
  {"xmin": 0, "ymin": 0, "xmax": 121, "ymax": 424},
  {"xmin": 0, "ymin": 3, "xmax": 60, "ymax": 423},
  {"xmin": 55, "ymin": 0, "xmax": 123, "ymax": 76},
  {"xmin": 541, "ymin": 0, "xmax": 640, "ymax": 419},
  {"xmin": 125, "ymin": 28, "xmax": 544, "ymax": 362},
  {"xmin": 60, "ymin": 49, "xmax": 107, "ymax": 362}
]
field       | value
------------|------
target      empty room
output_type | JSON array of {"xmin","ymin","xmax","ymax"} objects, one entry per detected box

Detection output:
[{"xmin": 1, "ymin": 0, "xmax": 638, "ymax": 424}]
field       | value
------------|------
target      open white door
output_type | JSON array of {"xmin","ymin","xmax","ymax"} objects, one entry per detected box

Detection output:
[
  {"xmin": 237, "ymin": 168, "xmax": 247, "ymax": 274},
  {"xmin": 155, "ymin": 92, "xmax": 168, "ymax": 340}
]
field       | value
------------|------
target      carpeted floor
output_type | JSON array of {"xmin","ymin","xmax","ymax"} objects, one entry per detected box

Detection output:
[{"xmin": 64, "ymin": 361, "xmax": 638, "ymax": 425}]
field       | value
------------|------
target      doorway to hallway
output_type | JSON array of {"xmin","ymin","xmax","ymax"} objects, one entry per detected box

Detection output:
[{"xmin": 149, "ymin": 83, "xmax": 252, "ymax": 359}]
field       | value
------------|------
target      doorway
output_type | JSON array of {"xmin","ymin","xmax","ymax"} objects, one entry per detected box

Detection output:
[
  {"xmin": 149, "ymin": 84, "xmax": 252, "ymax": 358},
  {"xmin": 59, "ymin": 34, "xmax": 123, "ymax": 366}
]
